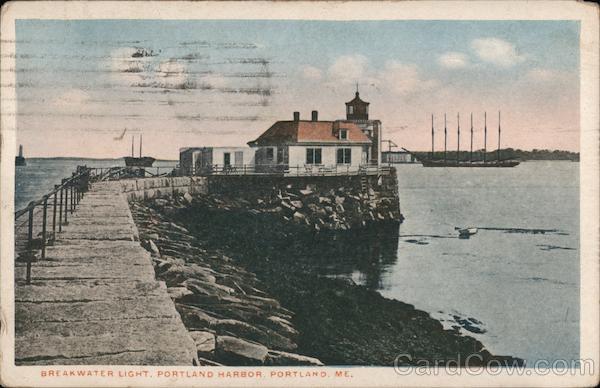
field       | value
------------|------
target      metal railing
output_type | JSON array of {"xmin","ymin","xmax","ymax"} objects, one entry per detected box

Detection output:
[
  {"xmin": 14, "ymin": 166, "xmax": 92, "ymax": 284},
  {"xmin": 187, "ymin": 163, "xmax": 392, "ymax": 177},
  {"xmin": 88, "ymin": 166, "xmax": 177, "ymax": 181}
]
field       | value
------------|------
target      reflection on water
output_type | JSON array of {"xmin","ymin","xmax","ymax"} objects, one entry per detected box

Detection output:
[{"xmin": 296, "ymin": 225, "xmax": 400, "ymax": 290}]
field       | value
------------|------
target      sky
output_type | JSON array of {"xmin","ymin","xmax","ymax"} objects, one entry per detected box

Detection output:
[{"xmin": 10, "ymin": 19, "xmax": 580, "ymax": 158}]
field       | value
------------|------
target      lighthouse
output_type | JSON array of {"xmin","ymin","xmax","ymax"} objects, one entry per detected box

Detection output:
[{"xmin": 342, "ymin": 87, "xmax": 382, "ymax": 166}]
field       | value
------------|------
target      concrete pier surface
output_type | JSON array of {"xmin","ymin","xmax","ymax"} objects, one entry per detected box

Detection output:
[{"xmin": 14, "ymin": 182, "xmax": 197, "ymax": 365}]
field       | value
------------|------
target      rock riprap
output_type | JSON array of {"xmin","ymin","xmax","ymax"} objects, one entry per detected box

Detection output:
[{"xmin": 129, "ymin": 200, "xmax": 323, "ymax": 366}]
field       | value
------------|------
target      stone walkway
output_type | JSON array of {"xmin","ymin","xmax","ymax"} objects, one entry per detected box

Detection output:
[{"xmin": 14, "ymin": 182, "xmax": 197, "ymax": 365}]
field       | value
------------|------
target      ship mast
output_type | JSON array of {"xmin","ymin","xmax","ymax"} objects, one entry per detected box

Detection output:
[
  {"xmin": 456, "ymin": 113, "xmax": 460, "ymax": 164},
  {"xmin": 131, "ymin": 135, "xmax": 134, "ymax": 157},
  {"xmin": 139, "ymin": 134, "xmax": 143, "ymax": 158},
  {"xmin": 444, "ymin": 113, "xmax": 447, "ymax": 163},
  {"xmin": 497, "ymin": 111, "xmax": 501, "ymax": 162},
  {"xmin": 483, "ymin": 112, "xmax": 487, "ymax": 163},
  {"xmin": 470, "ymin": 113, "xmax": 473, "ymax": 163},
  {"xmin": 431, "ymin": 114, "xmax": 434, "ymax": 159}
]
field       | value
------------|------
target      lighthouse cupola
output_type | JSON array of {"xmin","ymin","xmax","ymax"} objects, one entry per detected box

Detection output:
[{"xmin": 345, "ymin": 88, "xmax": 370, "ymax": 120}]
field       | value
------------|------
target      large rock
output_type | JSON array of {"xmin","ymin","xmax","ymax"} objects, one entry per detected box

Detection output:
[
  {"xmin": 162, "ymin": 264, "xmax": 217, "ymax": 286},
  {"xmin": 290, "ymin": 200, "xmax": 303, "ymax": 209},
  {"xmin": 266, "ymin": 316, "xmax": 299, "ymax": 337},
  {"xmin": 266, "ymin": 350, "xmax": 324, "ymax": 366},
  {"xmin": 190, "ymin": 331, "xmax": 216, "ymax": 357},
  {"xmin": 148, "ymin": 240, "xmax": 161, "ymax": 257},
  {"xmin": 176, "ymin": 304, "xmax": 217, "ymax": 328},
  {"xmin": 243, "ymin": 295, "xmax": 281, "ymax": 310},
  {"xmin": 213, "ymin": 319, "xmax": 265, "ymax": 340},
  {"xmin": 292, "ymin": 212, "xmax": 305, "ymax": 223},
  {"xmin": 167, "ymin": 286, "xmax": 193, "ymax": 300},
  {"xmin": 183, "ymin": 192, "xmax": 194, "ymax": 204},
  {"xmin": 215, "ymin": 336, "xmax": 268, "ymax": 366}
]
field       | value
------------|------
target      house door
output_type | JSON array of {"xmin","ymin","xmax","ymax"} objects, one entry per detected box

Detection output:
[
  {"xmin": 234, "ymin": 151, "xmax": 244, "ymax": 167},
  {"xmin": 223, "ymin": 152, "xmax": 231, "ymax": 166}
]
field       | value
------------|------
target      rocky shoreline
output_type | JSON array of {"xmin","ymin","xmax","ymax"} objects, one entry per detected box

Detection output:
[
  {"xmin": 130, "ymin": 192, "xmax": 523, "ymax": 367},
  {"xmin": 129, "ymin": 200, "xmax": 323, "ymax": 366}
]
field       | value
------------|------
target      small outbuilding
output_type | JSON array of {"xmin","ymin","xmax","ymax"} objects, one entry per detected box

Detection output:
[{"xmin": 179, "ymin": 147, "xmax": 255, "ymax": 175}]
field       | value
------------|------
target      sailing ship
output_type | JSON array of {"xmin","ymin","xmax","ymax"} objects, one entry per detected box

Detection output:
[
  {"xmin": 15, "ymin": 144, "xmax": 26, "ymax": 166},
  {"xmin": 420, "ymin": 112, "xmax": 520, "ymax": 168},
  {"xmin": 124, "ymin": 134, "xmax": 155, "ymax": 167}
]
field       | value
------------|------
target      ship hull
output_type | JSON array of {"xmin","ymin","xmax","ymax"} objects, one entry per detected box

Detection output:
[
  {"xmin": 124, "ymin": 156, "xmax": 155, "ymax": 167},
  {"xmin": 420, "ymin": 159, "xmax": 520, "ymax": 168}
]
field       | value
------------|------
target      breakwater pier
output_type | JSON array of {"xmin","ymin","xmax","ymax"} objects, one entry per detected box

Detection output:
[
  {"xmin": 14, "ymin": 166, "xmax": 520, "ymax": 367},
  {"xmin": 14, "ymin": 177, "xmax": 197, "ymax": 365}
]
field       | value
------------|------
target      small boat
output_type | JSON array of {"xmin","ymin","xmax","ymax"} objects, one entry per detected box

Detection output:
[
  {"xmin": 456, "ymin": 227, "xmax": 478, "ymax": 238},
  {"xmin": 124, "ymin": 156, "xmax": 155, "ymax": 167},
  {"xmin": 15, "ymin": 144, "xmax": 26, "ymax": 166},
  {"xmin": 124, "ymin": 133, "xmax": 155, "ymax": 167}
]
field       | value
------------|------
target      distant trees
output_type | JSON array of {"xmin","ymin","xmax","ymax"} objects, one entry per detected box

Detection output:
[{"xmin": 412, "ymin": 148, "xmax": 579, "ymax": 161}]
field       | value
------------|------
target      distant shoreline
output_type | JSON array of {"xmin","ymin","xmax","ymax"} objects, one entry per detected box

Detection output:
[
  {"xmin": 22, "ymin": 157, "xmax": 178, "ymax": 162},
  {"xmin": 411, "ymin": 148, "xmax": 580, "ymax": 162}
]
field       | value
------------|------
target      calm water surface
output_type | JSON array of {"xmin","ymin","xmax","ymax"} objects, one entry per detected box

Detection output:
[
  {"xmin": 14, "ymin": 159, "xmax": 579, "ymax": 364},
  {"xmin": 15, "ymin": 158, "xmax": 177, "ymax": 211},
  {"xmin": 378, "ymin": 161, "xmax": 579, "ymax": 364}
]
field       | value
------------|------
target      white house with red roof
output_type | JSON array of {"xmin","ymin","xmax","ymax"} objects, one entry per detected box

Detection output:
[
  {"xmin": 247, "ymin": 110, "xmax": 372, "ymax": 173},
  {"xmin": 247, "ymin": 91, "xmax": 382, "ymax": 173}
]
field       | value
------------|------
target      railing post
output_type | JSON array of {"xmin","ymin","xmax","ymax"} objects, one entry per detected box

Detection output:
[
  {"xmin": 70, "ymin": 183, "xmax": 74, "ymax": 213},
  {"xmin": 26, "ymin": 206, "xmax": 33, "ymax": 284},
  {"xmin": 59, "ymin": 185, "xmax": 63, "ymax": 231},
  {"xmin": 52, "ymin": 186, "xmax": 57, "ymax": 240},
  {"xmin": 63, "ymin": 181, "xmax": 69, "ymax": 225},
  {"xmin": 41, "ymin": 196, "xmax": 47, "ymax": 259}
]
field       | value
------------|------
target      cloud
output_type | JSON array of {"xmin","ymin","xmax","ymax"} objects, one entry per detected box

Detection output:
[
  {"xmin": 471, "ymin": 38, "xmax": 525, "ymax": 67},
  {"xmin": 377, "ymin": 60, "xmax": 438, "ymax": 95},
  {"xmin": 328, "ymin": 55, "xmax": 368, "ymax": 81},
  {"xmin": 301, "ymin": 65, "xmax": 323, "ymax": 80},
  {"xmin": 437, "ymin": 52, "xmax": 469, "ymax": 69}
]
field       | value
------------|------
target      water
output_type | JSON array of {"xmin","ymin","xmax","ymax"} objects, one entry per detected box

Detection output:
[
  {"xmin": 381, "ymin": 161, "xmax": 579, "ymax": 364},
  {"xmin": 15, "ymin": 158, "xmax": 177, "ymax": 211},
  {"xmin": 13, "ymin": 160, "xmax": 579, "ymax": 365}
]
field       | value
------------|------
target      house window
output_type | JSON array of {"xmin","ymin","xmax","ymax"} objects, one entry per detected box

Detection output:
[
  {"xmin": 339, "ymin": 129, "xmax": 348, "ymax": 140},
  {"xmin": 306, "ymin": 148, "xmax": 322, "ymax": 164},
  {"xmin": 266, "ymin": 147, "xmax": 274, "ymax": 162},
  {"xmin": 223, "ymin": 152, "xmax": 231, "ymax": 166},
  {"xmin": 337, "ymin": 148, "xmax": 352, "ymax": 164},
  {"xmin": 348, "ymin": 106, "xmax": 354, "ymax": 115}
]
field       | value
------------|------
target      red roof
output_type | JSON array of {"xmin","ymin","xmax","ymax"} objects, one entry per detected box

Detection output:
[{"xmin": 248, "ymin": 120, "xmax": 371, "ymax": 146}]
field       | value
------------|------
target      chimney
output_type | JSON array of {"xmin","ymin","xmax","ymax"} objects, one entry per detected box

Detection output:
[
  {"xmin": 311, "ymin": 110, "xmax": 318, "ymax": 121},
  {"xmin": 293, "ymin": 111, "xmax": 300, "ymax": 121}
]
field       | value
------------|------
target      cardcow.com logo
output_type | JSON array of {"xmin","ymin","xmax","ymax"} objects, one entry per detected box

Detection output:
[{"xmin": 393, "ymin": 354, "xmax": 595, "ymax": 376}]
